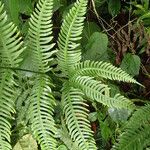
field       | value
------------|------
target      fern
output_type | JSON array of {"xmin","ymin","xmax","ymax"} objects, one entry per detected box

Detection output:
[
  {"xmin": 57, "ymin": 121, "xmax": 80, "ymax": 150},
  {"xmin": 27, "ymin": 0, "xmax": 56, "ymax": 73},
  {"xmin": 62, "ymin": 85, "xmax": 97, "ymax": 150},
  {"xmin": 74, "ymin": 60, "xmax": 141, "ymax": 85},
  {"xmin": 0, "ymin": 1, "xmax": 24, "ymax": 149},
  {"xmin": 0, "ymin": 0, "xmax": 145, "ymax": 149},
  {"xmin": 0, "ymin": 70, "xmax": 16, "ymax": 150},
  {"xmin": 56, "ymin": 0, "xmax": 139, "ymax": 148},
  {"xmin": 57, "ymin": 0, "xmax": 88, "ymax": 75},
  {"xmin": 25, "ymin": 0, "xmax": 57, "ymax": 148},
  {"xmin": 0, "ymin": 3, "xmax": 24, "ymax": 68},
  {"xmin": 27, "ymin": 75, "xmax": 57, "ymax": 149},
  {"xmin": 112, "ymin": 105, "xmax": 150, "ymax": 150},
  {"xmin": 70, "ymin": 75, "xmax": 135, "ymax": 109}
]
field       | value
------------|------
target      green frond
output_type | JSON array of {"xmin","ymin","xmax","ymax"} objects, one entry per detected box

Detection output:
[
  {"xmin": 62, "ymin": 86, "xmax": 97, "ymax": 150},
  {"xmin": 58, "ymin": 121, "xmax": 80, "ymax": 150},
  {"xmin": 57, "ymin": 0, "xmax": 88, "ymax": 75},
  {"xmin": 70, "ymin": 76, "xmax": 135, "ymax": 110},
  {"xmin": 27, "ymin": 0, "xmax": 55, "ymax": 73},
  {"xmin": 0, "ymin": 1, "xmax": 24, "ymax": 67},
  {"xmin": 74, "ymin": 60, "xmax": 141, "ymax": 85},
  {"xmin": 0, "ymin": 2, "xmax": 25, "ymax": 149},
  {"xmin": 0, "ymin": 70, "xmax": 16, "ymax": 150},
  {"xmin": 27, "ymin": 75, "xmax": 57, "ymax": 149},
  {"xmin": 112, "ymin": 105, "xmax": 150, "ymax": 150},
  {"xmin": 113, "ymin": 125, "xmax": 150, "ymax": 150}
]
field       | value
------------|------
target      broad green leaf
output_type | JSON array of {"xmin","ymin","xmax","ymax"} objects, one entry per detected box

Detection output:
[
  {"xmin": 18, "ymin": 0, "xmax": 33, "ymax": 15},
  {"xmin": 7, "ymin": 0, "xmax": 20, "ymax": 25},
  {"xmin": 58, "ymin": 145, "xmax": 68, "ymax": 150},
  {"xmin": 89, "ymin": 112, "xmax": 98, "ymax": 122},
  {"xmin": 83, "ymin": 32, "xmax": 108, "ymax": 61},
  {"xmin": 20, "ymin": 51, "xmax": 36, "ymax": 77},
  {"xmin": 53, "ymin": 0, "xmax": 62, "ymax": 11},
  {"xmin": 4, "ymin": 0, "xmax": 33, "ymax": 25},
  {"xmin": 94, "ymin": 0, "xmax": 106, "ymax": 7},
  {"xmin": 135, "ymin": 4, "xmax": 146, "ymax": 12},
  {"xmin": 13, "ymin": 134, "xmax": 38, "ymax": 150},
  {"xmin": 120, "ymin": 53, "xmax": 141, "ymax": 76},
  {"xmin": 109, "ymin": 83, "xmax": 120, "ymax": 97},
  {"xmin": 82, "ymin": 22, "xmax": 101, "ymax": 50},
  {"xmin": 62, "ymin": 4, "xmax": 74, "ymax": 19},
  {"xmin": 108, "ymin": 108, "xmax": 132, "ymax": 123},
  {"xmin": 108, "ymin": 0, "xmax": 121, "ymax": 16},
  {"xmin": 143, "ymin": 0, "xmax": 149, "ymax": 10},
  {"xmin": 100, "ymin": 121, "xmax": 112, "ymax": 140}
]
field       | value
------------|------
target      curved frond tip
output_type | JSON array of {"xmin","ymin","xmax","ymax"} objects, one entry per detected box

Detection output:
[
  {"xmin": 57, "ymin": 0, "xmax": 88, "ymax": 75},
  {"xmin": 74, "ymin": 60, "xmax": 142, "ymax": 86},
  {"xmin": 70, "ymin": 75, "xmax": 135, "ymax": 110}
]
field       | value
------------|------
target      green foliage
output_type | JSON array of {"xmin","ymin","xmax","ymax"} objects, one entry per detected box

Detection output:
[
  {"xmin": 112, "ymin": 105, "xmax": 150, "ymax": 150},
  {"xmin": 27, "ymin": 75, "xmax": 57, "ymax": 149},
  {"xmin": 120, "ymin": 53, "xmax": 141, "ymax": 77},
  {"xmin": 81, "ymin": 22, "xmax": 101, "ymax": 51},
  {"xmin": 0, "ymin": 0, "xmax": 148, "ymax": 150},
  {"xmin": 57, "ymin": 0, "xmax": 88, "ymax": 75},
  {"xmin": 133, "ymin": 0, "xmax": 150, "ymax": 21},
  {"xmin": 108, "ymin": 108, "xmax": 131, "ymax": 123},
  {"xmin": 94, "ymin": 0, "xmax": 106, "ymax": 7},
  {"xmin": 13, "ymin": 134, "xmax": 38, "ymax": 150},
  {"xmin": 24, "ymin": 0, "xmax": 57, "ymax": 149},
  {"xmin": 83, "ymin": 32, "xmax": 108, "ymax": 61},
  {"xmin": 62, "ymin": 86, "xmax": 97, "ymax": 149},
  {"xmin": 0, "ymin": 1, "xmax": 24, "ymax": 149},
  {"xmin": 74, "ymin": 60, "xmax": 140, "ymax": 84},
  {"xmin": 26, "ymin": 0, "xmax": 56, "ymax": 73},
  {"xmin": 108, "ymin": 0, "xmax": 121, "ymax": 16},
  {"xmin": 93, "ymin": 0, "xmax": 121, "ymax": 16}
]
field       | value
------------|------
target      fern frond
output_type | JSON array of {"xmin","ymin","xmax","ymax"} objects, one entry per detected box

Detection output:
[
  {"xmin": 0, "ymin": 1, "xmax": 24, "ymax": 149},
  {"xmin": 70, "ymin": 76, "xmax": 135, "ymax": 109},
  {"xmin": 0, "ymin": 70, "xmax": 16, "ymax": 150},
  {"xmin": 57, "ymin": 0, "xmax": 88, "ymax": 75},
  {"xmin": 27, "ymin": 0, "xmax": 55, "ymax": 73},
  {"xmin": 58, "ymin": 121, "xmax": 80, "ymax": 150},
  {"xmin": 27, "ymin": 75, "xmax": 57, "ymax": 149},
  {"xmin": 112, "ymin": 125, "xmax": 150, "ymax": 150},
  {"xmin": 112, "ymin": 105, "xmax": 150, "ymax": 150},
  {"xmin": 0, "ymin": 1, "xmax": 24, "ymax": 67},
  {"xmin": 62, "ymin": 86, "xmax": 97, "ymax": 150},
  {"xmin": 74, "ymin": 60, "xmax": 141, "ymax": 85}
]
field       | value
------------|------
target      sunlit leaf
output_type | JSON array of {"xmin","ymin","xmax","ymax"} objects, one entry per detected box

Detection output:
[
  {"xmin": 108, "ymin": 108, "xmax": 132, "ymax": 123},
  {"xmin": 13, "ymin": 134, "xmax": 38, "ymax": 150}
]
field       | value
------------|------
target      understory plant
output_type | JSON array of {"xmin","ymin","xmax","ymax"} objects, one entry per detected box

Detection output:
[{"xmin": 0, "ymin": 0, "xmax": 149, "ymax": 149}]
